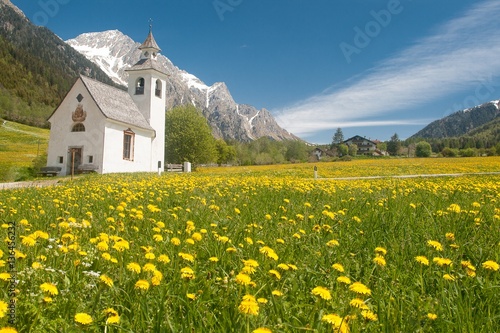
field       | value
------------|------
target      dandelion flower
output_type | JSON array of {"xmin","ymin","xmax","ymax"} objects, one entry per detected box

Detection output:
[
  {"xmin": 415, "ymin": 256, "xmax": 429, "ymax": 266},
  {"xmin": 433, "ymin": 257, "xmax": 453, "ymax": 267},
  {"xmin": 151, "ymin": 270, "xmax": 163, "ymax": 286},
  {"xmin": 271, "ymin": 290, "xmax": 283, "ymax": 297},
  {"xmin": 157, "ymin": 254, "xmax": 171, "ymax": 264},
  {"xmin": 373, "ymin": 255, "xmax": 386, "ymax": 267},
  {"xmin": 127, "ymin": 262, "xmax": 141, "ymax": 274},
  {"xmin": 332, "ymin": 263, "xmax": 344, "ymax": 272},
  {"xmin": 40, "ymin": 282, "xmax": 58, "ymax": 296},
  {"xmin": 170, "ymin": 237, "xmax": 181, "ymax": 246},
  {"xmin": 180, "ymin": 267, "xmax": 195, "ymax": 280},
  {"xmin": 337, "ymin": 276, "xmax": 351, "ymax": 285},
  {"xmin": 482, "ymin": 260, "xmax": 499, "ymax": 271},
  {"xmin": 238, "ymin": 295, "xmax": 259, "ymax": 315},
  {"xmin": 268, "ymin": 269, "xmax": 281, "ymax": 280},
  {"xmin": 445, "ymin": 233, "xmax": 455, "ymax": 241},
  {"xmin": 312, "ymin": 286, "xmax": 332, "ymax": 300},
  {"xmin": 443, "ymin": 274, "xmax": 456, "ymax": 281},
  {"xmin": 257, "ymin": 298, "xmax": 268, "ymax": 304},
  {"xmin": 427, "ymin": 240, "xmax": 443, "ymax": 251},
  {"xmin": 0, "ymin": 273, "xmax": 11, "ymax": 281},
  {"xmin": 253, "ymin": 328, "xmax": 272, "ymax": 333},
  {"xmin": 74, "ymin": 313, "xmax": 93, "ymax": 325},
  {"xmin": 103, "ymin": 308, "xmax": 120, "ymax": 324},
  {"xmin": 361, "ymin": 310, "xmax": 378, "ymax": 321},
  {"xmin": 100, "ymin": 274, "xmax": 113, "ymax": 287},
  {"xmin": 209, "ymin": 257, "xmax": 219, "ymax": 263},
  {"xmin": 0, "ymin": 301, "xmax": 8, "ymax": 318},
  {"xmin": 134, "ymin": 279, "xmax": 150, "ymax": 291},
  {"xmin": 326, "ymin": 239, "xmax": 339, "ymax": 247},
  {"xmin": 349, "ymin": 282, "xmax": 371, "ymax": 295},
  {"xmin": 0, "ymin": 327, "xmax": 18, "ymax": 333},
  {"xmin": 349, "ymin": 298, "xmax": 369, "ymax": 310},
  {"xmin": 186, "ymin": 293, "xmax": 197, "ymax": 300},
  {"xmin": 259, "ymin": 246, "xmax": 278, "ymax": 261},
  {"xmin": 321, "ymin": 314, "xmax": 349, "ymax": 333},
  {"xmin": 427, "ymin": 313, "xmax": 438, "ymax": 320},
  {"xmin": 374, "ymin": 247, "xmax": 387, "ymax": 256},
  {"xmin": 235, "ymin": 273, "xmax": 253, "ymax": 286}
]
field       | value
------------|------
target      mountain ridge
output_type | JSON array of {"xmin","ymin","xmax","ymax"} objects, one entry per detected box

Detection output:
[{"xmin": 67, "ymin": 30, "xmax": 299, "ymax": 142}]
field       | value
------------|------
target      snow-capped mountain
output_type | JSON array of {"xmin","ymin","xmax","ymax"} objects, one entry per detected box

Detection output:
[{"xmin": 67, "ymin": 30, "xmax": 299, "ymax": 142}]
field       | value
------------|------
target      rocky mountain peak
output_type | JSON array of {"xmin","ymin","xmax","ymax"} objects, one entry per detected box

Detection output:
[{"xmin": 67, "ymin": 30, "xmax": 299, "ymax": 142}]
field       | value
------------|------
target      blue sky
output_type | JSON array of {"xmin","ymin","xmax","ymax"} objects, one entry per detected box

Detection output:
[{"xmin": 11, "ymin": 0, "xmax": 500, "ymax": 143}]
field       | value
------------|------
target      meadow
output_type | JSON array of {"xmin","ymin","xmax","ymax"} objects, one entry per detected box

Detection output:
[{"xmin": 0, "ymin": 158, "xmax": 499, "ymax": 332}]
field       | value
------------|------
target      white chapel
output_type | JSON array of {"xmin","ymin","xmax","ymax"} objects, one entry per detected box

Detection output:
[{"xmin": 46, "ymin": 28, "xmax": 168, "ymax": 175}]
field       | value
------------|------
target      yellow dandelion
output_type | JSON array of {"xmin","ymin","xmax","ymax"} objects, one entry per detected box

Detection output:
[
  {"xmin": 134, "ymin": 279, "xmax": 150, "ymax": 291},
  {"xmin": 361, "ymin": 310, "xmax": 378, "ymax": 321},
  {"xmin": 170, "ymin": 237, "xmax": 181, "ymax": 246},
  {"xmin": 259, "ymin": 246, "xmax": 278, "ymax": 260},
  {"xmin": 100, "ymin": 274, "xmax": 113, "ymax": 287},
  {"xmin": 427, "ymin": 240, "xmax": 443, "ymax": 251},
  {"xmin": 337, "ymin": 276, "xmax": 352, "ymax": 285},
  {"xmin": 321, "ymin": 314, "xmax": 350, "ymax": 333},
  {"xmin": 20, "ymin": 236, "xmax": 36, "ymax": 247},
  {"xmin": 257, "ymin": 298, "xmax": 268, "ymax": 304},
  {"xmin": 326, "ymin": 239, "xmax": 339, "ymax": 247},
  {"xmin": 482, "ymin": 260, "xmax": 499, "ymax": 271},
  {"xmin": 187, "ymin": 293, "xmax": 197, "ymax": 300},
  {"xmin": 235, "ymin": 273, "xmax": 253, "ymax": 286},
  {"xmin": 0, "ymin": 301, "xmax": 7, "ymax": 318},
  {"xmin": 103, "ymin": 308, "xmax": 120, "ymax": 324},
  {"xmin": 127, "ymin": 262, "xmax": 141, "ymax": 274},
  {"xmin": 153, "ymin": 234, "xmax": 163, "ymax": 242},
  {"xmin": 145, "ymin": 252, "xmax": 156, "ymax": 260},
  {"xmin": 243, "ymin": 259, "xmax": 259, "ymax": 267},
  {"xmin": 350, "ymin": 298, "xmax": 369, "ymax": 310},
  {"xmin": 349, "ymin": 282, "xmax": 371, "ymax": 295},
  {"xmin": 277, "ymin": 263, "xmax": 290, "ymax": 270},
  {"xmin": 373, "ymin": 255, "xmax": 386, "ymax": 267},
  {"xmin": 443, "ymin": 274, "xmax": 456, "ymax": 281},
  {"xmin": 238, "ymin": 295, "xmax": 259, "ymax": 315},
  {"xmin": 415, "ymin": 256, "xmax": 429, "ymax": 266},
  {"xmin": 0, "ymin": 273, "xmax": 11, "ymax": 281},
  {"xmin": 268, "ymin": 269, "xmax": 281, "ymax": 280},
  {"xmin": 271, "ymin": 290, "xmax": 283, "ymax": 297},
  {"xmin": 433, "ymin": 257, "xmax": 453, "ymax": 267},
  {"xmin": 143, "ymin": 263, "xmax": 157, "ymax": 272},
  {"xmin": 74, "ymin": 313, "xmax": 93, "ymax": 325},
  {"xmin": 157, "ymin": 254, "xmax": 171, "ymax": 264},
  {"xmin": 0, "ymin": 327, "xmax": 18, "ymax": 333},
  {"xmin": 427, "ymin": 313, "xmax": 438, "ymax": 320},
  {"xmin": 40, "ymin": 282, "xmax": 58, "ymax": 296},
  {"xmin": 178, "ymin": 252, "xmax": 195, "ymax": 262},
  {"xmin": 374, "ymin": 247, "xmax": 387, "ymax": 256},
  {"xmin": 209, "ymin": 257, "xmax": 219, "ymax": 263},
  {"xmin": 253, "ymin": 328, "xmax": 272, "ymax": 333},
  {"xmin": 180, "ymin": 267, "xmax": 195, "ymax": 280},
  {"xmin": 332, "ymin": 263, "xmax": 345, "ymax": 273},
  {"xmin": 445, "ymin": 233, "xmax": 455, "ymax": 241},
  {"xmin": 312, "ymin": 286, "xmax": 332, "ymax": 300}
]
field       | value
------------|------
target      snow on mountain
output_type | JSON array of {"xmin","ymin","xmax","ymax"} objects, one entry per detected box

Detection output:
[{"xmin": 66, "ymin": 30, "xmax": 299, "ymax": 142}]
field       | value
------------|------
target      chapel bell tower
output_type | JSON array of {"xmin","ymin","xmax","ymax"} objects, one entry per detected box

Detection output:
[{"xmin": 125, "ymin": 25, "xmax": 168, "ymax": 171}]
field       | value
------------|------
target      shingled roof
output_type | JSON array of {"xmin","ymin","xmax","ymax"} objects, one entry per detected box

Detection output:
[{"xmin": 80, "ymin": 75, "xmax": 154, "ymax": 132}]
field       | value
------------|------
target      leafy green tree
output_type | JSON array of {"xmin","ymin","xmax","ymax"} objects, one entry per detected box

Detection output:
[
  {"xmin": 387, "ymin": 133, "xmax": 401, "ymax": 156},
  {"xmin": 441, "ymin": 147, "xmax": 458, "ymax": 157},
  {"xmin": 337, "ymin": 143, "xmax": 348, "ymax": 157},
  {"xmin": 415, "ymin": 141, "xmax": 432, "ymax": 157},
  {"xmin": 331, "ymin": 128, "xmax": 344, "ymax": 148},
  {"xmin": 285, "ymin": 140, "xmax": 308, "ymax": 162},
  {"xmin": 165, "ymin": 105, "xmax": 216, "ymax": 165},
  {"xmin": 348, "ymin": 143, "xmax": 358, "ymax": 156},
  {"xmin": 215, "ymin": 139, "xmax": 236, "ymax": 166}
]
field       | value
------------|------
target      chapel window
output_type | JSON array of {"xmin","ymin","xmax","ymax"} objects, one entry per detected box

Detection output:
[
  {"xmin": 135, "ymin": 78, "xmax": 145, "ymax": 95},
  {"xmin": 155, "ymin": 79, "xmax": 162, "ymax": 97},
  {"xmin": 71, "ymin": 123, "xmax": 85, "ymax": 132},
  {"xmin": 123, "ymin": 129, "xmax": 135, "ymax": 161}
]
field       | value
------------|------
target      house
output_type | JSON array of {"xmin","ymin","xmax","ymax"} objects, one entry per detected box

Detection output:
[
  {"xmin": 343, "ymin": 135, "xmax": 378, "ymax": 156},
  {"xmin": 46, "ymin": 28, "xmax": 168, "ymax": 175}
]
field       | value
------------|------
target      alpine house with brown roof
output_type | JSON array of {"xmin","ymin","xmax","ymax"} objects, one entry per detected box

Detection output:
[{"xmin": 46, "ymin": 28, "xmax": 168, "ymax": 175}]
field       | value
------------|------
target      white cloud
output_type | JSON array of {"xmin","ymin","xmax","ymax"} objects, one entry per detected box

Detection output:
[{"xmin": 275, "ymin": 0, "xmax": 500, "ymax": 136}]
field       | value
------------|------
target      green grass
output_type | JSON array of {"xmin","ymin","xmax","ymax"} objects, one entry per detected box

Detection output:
[
  {"xmin": 0, "ymin": 169, "xmax": 499, "ymax": 332},
  {"xmin": 0, "ymin": 119, "xmax": 49, "ymax": 182}
]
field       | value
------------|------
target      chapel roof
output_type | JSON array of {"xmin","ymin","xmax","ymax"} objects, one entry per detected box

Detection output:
[
  {"xmin": 126, "ymin": 58, "xmax": 168, "ymax": 74},
  {"xmin": 139, "ymin": 29, "xmax": 161, "ymax": 52},
  {"xmin": 80, "ymin": 75, "xmax": 154, "ymax": 132}
]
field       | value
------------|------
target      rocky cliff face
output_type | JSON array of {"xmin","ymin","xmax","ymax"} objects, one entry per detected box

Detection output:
[{"xmin": 67, "ymin": 30, "xmax": 299, "ymax": 142}]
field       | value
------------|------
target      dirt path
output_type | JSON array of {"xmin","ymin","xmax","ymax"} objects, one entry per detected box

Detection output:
[{"xmin": 0, "ymin": 179, "xmax": 62, "ymax": 190}]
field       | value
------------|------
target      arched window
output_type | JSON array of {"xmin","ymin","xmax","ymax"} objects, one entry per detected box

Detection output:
[
  {"xmin": 135, "ymin": 78, "xmax": 145, "ymax": 95},
  {"xmin": 155, "ymin": 79, "xmax": 162, "ymax": 97},
  {"xmin": 71, "ymin": 123, "xmax": 85, "ymax": 132},
  {"xmin": 123, "ymin": 129, "xmax": 135, "ymax": 161}
]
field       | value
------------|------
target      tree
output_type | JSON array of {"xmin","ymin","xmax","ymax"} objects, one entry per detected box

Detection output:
[
  {"xmin": 387, "ymin": 133, "xmax": 401, "ymax": 156},
  {"xmin": 348, "ymin": 143, "xmax": 358, "ymax": 156},
  {"xmin": 215, "ymin": 139, "xmax": 236, "ymax": 166},
  {"xmin": 415, "ymin": 141, "xmax": 432, "ymax": 157},
  {"xmin": 337, "ymin": 143, "xmax": 348, "ymax": 157},
  {"xmin": 285, "ymin": 140, "xmax": 308, "ymax": 162},
  {"xmin": 165, "ymin": 105, "xmax": 216, "ymax": 165},
  {"xmin": 331, "ymin": 128, "xmax": 344, "ymax": 148}
]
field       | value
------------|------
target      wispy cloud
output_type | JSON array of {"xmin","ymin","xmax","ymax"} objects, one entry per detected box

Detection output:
[{"xmin": 275, "ymin": 0, "xmax": 500, "ymax": 137}]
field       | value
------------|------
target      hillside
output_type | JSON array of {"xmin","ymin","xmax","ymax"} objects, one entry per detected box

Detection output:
[
  {"xmin": 0, "ymin": 119, "xmax": 49, "ymax": 181},
  {"xmin": 0, "ymin": 0, "xmax": 117, "ymax": 127},
  {"xmin": 411, "ymin": 100, "xmax": 500, "ymax": 139}
]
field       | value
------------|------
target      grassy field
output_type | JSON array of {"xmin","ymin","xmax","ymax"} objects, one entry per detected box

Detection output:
[
  {"xmin": 0, "ymin": 158, "xmax": 499, "ymax": 332},
  {"xmin": 0, "ymin": 120, "xmax": 49, "ymax": 182}
]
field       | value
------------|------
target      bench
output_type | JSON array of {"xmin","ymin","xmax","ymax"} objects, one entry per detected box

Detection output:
[
  {"xmin": 76, "ymin": 164, "xmax": 98, "ymax": 174},
  {"xmin": 38, "ymin": 166, "xmax": 61, "ymax": 177},
  {"xmin": 166, "ymin": 163, "xmax": 183, "ymax": 172}
]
